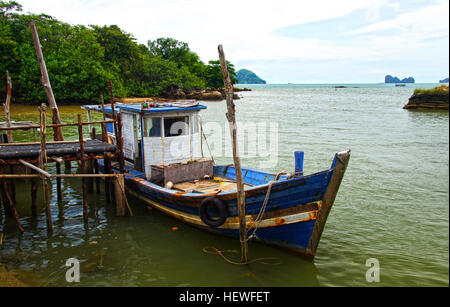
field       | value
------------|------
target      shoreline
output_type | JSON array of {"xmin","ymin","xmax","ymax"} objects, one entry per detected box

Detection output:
[{"xmin": 6, "ymin": 87, "xmax": 253, "ymax": 106}]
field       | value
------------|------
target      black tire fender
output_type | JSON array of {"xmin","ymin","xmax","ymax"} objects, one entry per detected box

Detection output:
[{"xmin": 199, "ymin": 197, "xmax": 228, "ymax": 228}]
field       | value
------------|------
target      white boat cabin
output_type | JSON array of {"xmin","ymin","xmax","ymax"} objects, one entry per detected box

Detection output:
[{"xmin": 83, "ymin": 101, "xmax": 208, "ymax": 181}]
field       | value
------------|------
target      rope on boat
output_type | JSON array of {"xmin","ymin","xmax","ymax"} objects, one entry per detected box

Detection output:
[
  {"xmin": 202, "ymin": 246, "xmax": 282, "ymax": 265},
  {"xmin": 198, "ymin": 115, "xmax": 214, "ymax": 163},
  {"xmin": 244, "ymin": 170, "xmax": 292, "ymax": 242},
  {"xmin": 202, "ymin": 171, "xmax": 297, "ymax": 265}
]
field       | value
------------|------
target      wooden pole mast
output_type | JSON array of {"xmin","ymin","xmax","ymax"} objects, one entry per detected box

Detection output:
[
  {"xmin": 29, "ymin": 21, "xmax": 64, "ymax": 142},
  {"xmin": 217, "ymin": 45, "xmax": 248, "ymax": 263}
]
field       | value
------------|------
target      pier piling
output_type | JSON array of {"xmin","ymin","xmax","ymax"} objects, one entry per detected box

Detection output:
[
  {"xmin": 0, "ymin": 103, "xmax": 130, "ymax": 235},
  {"xmin": 38, "ymin": 104, "xmax": 53, "ymax": 232}
]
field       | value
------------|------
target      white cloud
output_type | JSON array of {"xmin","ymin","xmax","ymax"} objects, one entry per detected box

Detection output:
[{"xmin": 17, "ymin": 0, "xmax": 449, "ymax": 82}]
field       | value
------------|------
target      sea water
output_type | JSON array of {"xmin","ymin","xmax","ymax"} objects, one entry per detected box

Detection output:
[{"xmin": 0, "ymin": 83, "xmax": 448, "ymax": 286}]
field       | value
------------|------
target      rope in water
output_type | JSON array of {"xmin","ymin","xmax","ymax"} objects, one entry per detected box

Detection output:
[
  {"xmin": 203, "ymin": 171, "xmax": 296, "ymax": 266},
  {"xmin": 202, "ymin": 246, "xmax": 282, "ymax": 265}
]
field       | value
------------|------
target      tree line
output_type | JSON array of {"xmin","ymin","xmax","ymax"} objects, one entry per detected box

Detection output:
[{"xmin": 0, "ymin": 1, "xmax": 237, "ymax": 104}]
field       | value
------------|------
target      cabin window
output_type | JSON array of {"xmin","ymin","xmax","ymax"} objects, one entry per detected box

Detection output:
[
  {"xmin": 164, "ymin": 116, "xmax": 189, "ymax": 137},
  {"xmin": 143, "ymin": 117, "xmax": 162, "ymax": 137}
]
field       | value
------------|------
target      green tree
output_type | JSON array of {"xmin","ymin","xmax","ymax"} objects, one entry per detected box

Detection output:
[
  {"xmin": 0, "ymin": 0, "xmax": 22, "ymax": 18},
  {"xmin": 204, "ymin": 60, "xmax": 237, "ymax": 88},
  {"xmin": 0, "ymin": 1, "xmax": 238, "ymax": 103}
]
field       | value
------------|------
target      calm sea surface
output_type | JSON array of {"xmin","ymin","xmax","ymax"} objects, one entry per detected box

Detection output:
[{"xmin": 1, "ymin": 83, "xmax": 448, "ymax": 286}]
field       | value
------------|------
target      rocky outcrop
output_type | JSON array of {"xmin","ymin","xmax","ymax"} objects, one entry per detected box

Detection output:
[
  {"xmin": 385, "ymin": 75, "xmax": 415, "ymax": 83},
  {"xmin": 157, "ymin": 83, "xmax": 247, "ymax": 101},
  {"xmin": 163, "ymin": 83, "xmax": 186, "ymax": 99},
  {"xmin": 236, "ymin": 69, "xmax": 266, "ymax": 84},
  {"xmin": 403, "ymin": 86, "xmax": 449, "ymax": 110},
  {"xmin": 233, "ymin": 87, "xmax": 252, "ymax": 92}
]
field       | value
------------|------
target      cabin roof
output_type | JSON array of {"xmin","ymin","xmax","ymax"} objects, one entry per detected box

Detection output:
[
  {"xmin": 118, "ymin": 103, "xmax": 206, "ymax": 113},
  {"xmin": 82, "ymin": 101, "xmax": 206, "ymax": 115}
]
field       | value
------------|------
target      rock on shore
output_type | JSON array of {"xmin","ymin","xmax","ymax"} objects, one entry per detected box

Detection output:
[
  {"xmin": 403, "ymin": 86, "xmax": 449, "ymax": 110},
  {"xmin": 162, "ymin": 83, "xmax": 250, "ymax": 101}
]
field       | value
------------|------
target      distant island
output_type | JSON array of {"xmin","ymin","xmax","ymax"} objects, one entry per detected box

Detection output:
[
  {"xmin": 236, "ymin": 69, "xmax": 266, "ymax": 84},
  {"xmin": 385, "ymin": 75, "xmax": 415, "ymax": 83},
  {"xmin": 439, "ymin": 77, "xmax": 449, "ymax": 83}
]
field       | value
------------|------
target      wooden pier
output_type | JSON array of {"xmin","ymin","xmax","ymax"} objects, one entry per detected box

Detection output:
[{"xmin": 0, "ymin": 103, "xmax": 130, "ymax": 234}]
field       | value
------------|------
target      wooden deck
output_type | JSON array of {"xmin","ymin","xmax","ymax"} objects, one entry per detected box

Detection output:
[
  {"xmin": 0, "ymin": 139, "xmax": 116, "ymax": 160},
  {"xmin": 173, "ymin": 176, "xmax": 252, "ymax": 194}
]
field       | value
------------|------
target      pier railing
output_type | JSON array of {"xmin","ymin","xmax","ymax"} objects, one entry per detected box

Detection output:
[{"xmin": 0, "ymin": 103, "xmax": 130, "ymax": 234}]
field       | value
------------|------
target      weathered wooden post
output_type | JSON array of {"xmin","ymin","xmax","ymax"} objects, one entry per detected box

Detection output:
[
  {"xmin": 217, "ymin": 45, "xmax": 248, "ymax": 263},
  {"xmin": 55, "ymin": 160, "xmax": 62, "ymax": 202},
  {"xmin": 30, "ymin": 21, "xmax": 71, "ymax": 171},
  {"xmin": 8, "ymin": 165, "xmax": 16, "ymax": 205},
  {"xmin": 91, "ymin": 128, "xmax": 101, "ymax": 194},
  {"xmin": 39, "ymin": 104, "xmax": 53, "ymax": 232},
  {"xmin": 1, "ymin": 178, "xmax": 23, "ymax": 233},
  {"xmin": 77, "ymin": 114, "xmax": 89, "ymax": 225},
  {"xmin": 116, "ymin": 113, "xmax": 125, "ymax": 174},
  {"xmin": 3, "ymin": 70, "xmax": 12, "ymax": 143},
  {"xmin": 30, "ymin": 21, "xmax": 64, "ymax": 142},
  {"xmin": 114, "ymin": 174, "xmax": 126, "ymax": 216},
  {"xmin": 100, "ymin": 95, "xmax": 106, "ymax": 120},
  {"xmin": 31, "ymin": 170, "xmax": 38, "ymax": 216},
  {"xmin": 101, "ymin": 123, "xmax": 111, "ymax": 203},
  {"xmin": 1, "ymin": 179, "xmax": 12, "ymax": 216}
]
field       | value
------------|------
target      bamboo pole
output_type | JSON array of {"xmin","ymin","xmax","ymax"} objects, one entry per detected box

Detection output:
[
  {"xmin": 108, "ymin": 80, "xmax": 115, "ymax": 104},
  {"xmin": 1, "ymin": 178, "xmax": 23, "ymax": 233},
  {"xmin": 29, "ymin": 21, "xmax": 64, "ymax": 142},
  {"xmin": 31, "ymin": 170, "xmax": 38, "ymax": 216},
  {"xmin": 0, "ymin": 120, "xmax": 115, "ymax": 131},
  {"xmin": 78, "ymin": 114, "xmax": 88, "ymax": 224},
  {"xmin": 0, "ymin": 140, "xmax": 85, "ymax": 146},
  {"xmin": 1, "ymin": 180, "xmax": 12, "ymax": 216},
  {"xmin": 116, "ymin": 113, "xmax": 125, "ymax": 174},
  {"xmin": 0, "ymin": 174, "xmax": 119, "ymax": 179},
  {"xmin": 86, "ymin": 128, "xmax": 96, "ymax": 192},
  {"xmin": 18, "ymin": 159, "xmax": 51, "ymax": 178},
  {"xmin": 100, "ymin": 95, "xmax": 106, "ymax": 120},
  {"xmin": 3, "ymin": 70, "xmax": 12, "ymax": 143},
  {"xmin": 39, "ymin": 104, "xmax": 53, "ymax": 232},
  {"xmin": 114, "ymin": 174, "xmax": 126, "ymax": 216},
  {"xmin": 102, "ymin": 123, "xmax": 111, "ymax": 203},
  {"xmin": 217, "ymin": 45, "xmax": 248, "ymax": 263},
  {"xmin": 8, "ymin": 165, "xmax": 15, "ymax": 205},
  {"xmin": 56, "ymin": 161, "xmax": 62, "ymax": 202},
  {"xmin": 91, "ymin": 128, "xmax": 101, "ymax": 194}
]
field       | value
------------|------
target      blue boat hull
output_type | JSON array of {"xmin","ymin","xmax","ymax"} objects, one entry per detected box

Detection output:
[{"xmin": 106, "ymin": 150, "xmax": 350, "ymax": 259}]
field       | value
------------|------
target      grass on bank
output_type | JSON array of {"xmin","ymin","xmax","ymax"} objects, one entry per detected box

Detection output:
[{"xmin": 414, "ymin": 84, "xmax": 449, "ymax": 95}]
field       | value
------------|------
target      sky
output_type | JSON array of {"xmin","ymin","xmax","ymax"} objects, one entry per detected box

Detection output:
[{"xmin": 16, "ymin": 0, "xmax": 449, "ymax": 83}]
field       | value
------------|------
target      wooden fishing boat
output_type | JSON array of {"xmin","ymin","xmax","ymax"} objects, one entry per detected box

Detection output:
[{"xmin": 82, "ymin": 100, "xmax": 350, "ymax": 259}]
